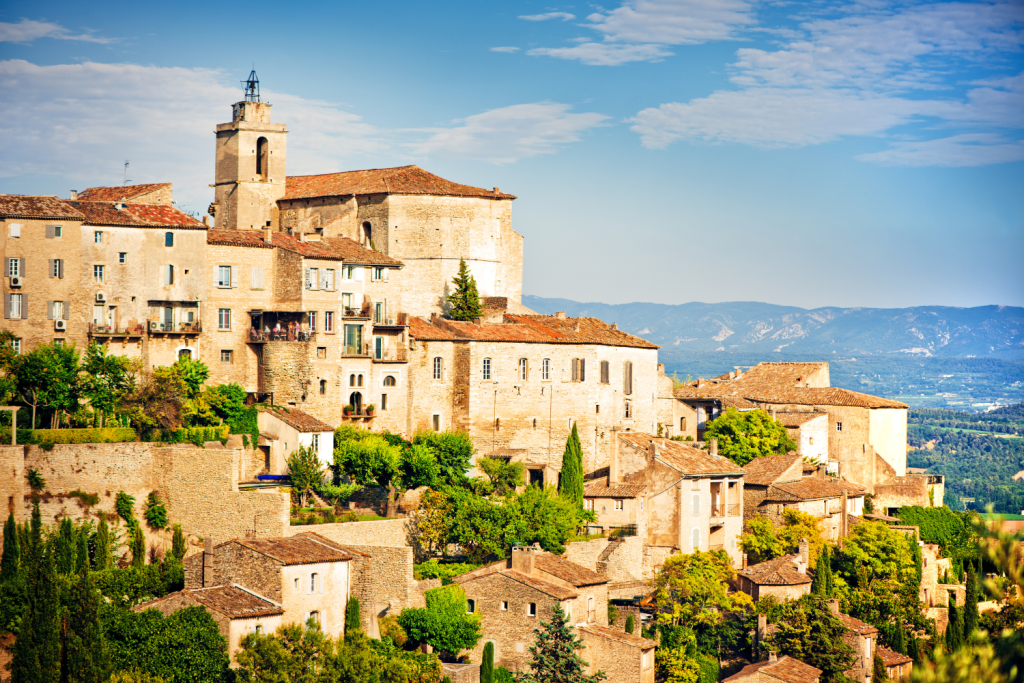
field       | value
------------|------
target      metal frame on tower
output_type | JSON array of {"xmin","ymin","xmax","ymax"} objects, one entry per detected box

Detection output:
[{"xmin": 242, "ymin": 70, "xmax": 260, "ymax": 102}]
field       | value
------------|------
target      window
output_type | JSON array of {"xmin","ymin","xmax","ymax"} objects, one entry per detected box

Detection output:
[
  {"xmin": 624, "ymin": 401, "xmax": 631, "ymax": 418},
  {"xmin": 596, "ymin": 404, "xmax": 600, "ymax": 414},
  {"xmin": 680, "ymin": 417, "xmax": 686, "ymax": 432},
  {"xmin": 9, "ymin": 223, "xmax": 21, "ymax": 238},
  {"xmin": 341, "ymin": 292, "xmax": 354, "ymax": 311},
  {"xmin": 384, "ymin": 375, "xmax": 397, "ymax": 386},
  {"xmin": 94, "ymin": 231, "xmax": 103, "ymax": 244},
  {"xmin": 306, "ymin": 267, "xmax": 319, "ymax": 290},
  {"xmin": 623, "ymin": 361, "xmax": 633, "ymax": 395},
  {"xmin": 312, "ymin": 434, "xmax": 320, "ymax": 450},
  {"xmin": 118, "ymin": 252, "xmax": 126, "ymax": 264},
  {"xmin": 374, "ymin": 301, "xmax": 384, "ymax": 323},
  {"xmin": 51, "ymin": 259, "xmax": 64, "ymax": 279},
  {"xmin": 255, "ymin": 624, "xmax": 263, "ymax": 635},
  {"xmin": 7, "ymin": 258, "xmax": 20, "ymax": 277},
  {"xmin": 692, "ymin": 527, "xmax": 700, "ymax": 551},
  {"xmin": 372, "ymin": 267, "xmax": 385, "ymax": 281},
  {"xmin": 342, "ymin": 265, "xmax": 355, "ymax": 280},
  {"xmin": 251, "ymin": 266, "xmax": 264, "ymax": 289},
  {"xmin": 256, "ymin": 137, "xmax": 269, "ymax": 179},
  {"xmin": 482, "ymin": 358, "xmax": 491, "ymax": 380},
  {"xmin": 310, "ymin": 573, "xmax": 319, "ymax": 593},
  {"xmin": 836, "ymin": 422, "xmax": 843, "ymax": 432},
  {"xmin": 53, "ymin": 225, "xmax": 62, "ymax": 238},
  {"xmin": 571, "ymin": 358, "xmax": 585, "ymax": 382},
  {"xmin": 362, "ymin": 221, "xmax": 372, "ymax": 244},
  {"xmin": 323, "ymin": 268, "xmax": 334, "ymax": 290},
  {"xmin": 317, "ymin": 347, "xmax": 327, "ymax": 359},
  {"xmin": 325, "ymin": 311, "xmax": 334, "ymax": 333},
  {"xmin": 11, "ymin": 338, "xmax": 20, "ymax": 354},
  {"xmin": 495, "ymin": 418, "xmax": 500, "ymax": 431},
  {"xmin": 541, "ymin": 358, "xmax": 550, "ymax": 380},
  {"xmin": 8, "ymin": 294, "xmax": 23, "ymax": 318},
  {"xmin": 374, "ymin": 336, "xmax": 384, "ymax": 359},
  {"xmin": 221, "ymin": 350, "xmax": 233, "ymax": 363},
  {"xmin": 467, "ymin": 599, "xmax": 476, "ymax": 614},
  {"xmin": 164, "ymin": 265, "xmax": 174, "ymax": 285},
  {"xmin": 585, "ymin": 498, "xmax": 594, "ymax": 511},
  {"xmin": 600, "ymin": 360, "xmax": 610, "ymax": 384},
  {"xmin": 218, "ymin": 308, "xmax": 231, "ymax": 331},
  {"xmin": 350, "ymin": 374, "xmax": 358, "ymax": 387},
  {"xmin": 501, "ymin": 601, "xmax": 508, "ymax": 611},
  {"xmin": 93, "ymin": 265, "xmax": 104, "ymax": 282},
  {"xmin": 433, "ymin": 357, "xmax": 442, "ymax": 380},
  {"xmin": 692, "ymin": 493, "xmax": 700, "ymax": 516},
  {"xmin": 309, "ymin": 311, "xmax": 317, "ymax": 332},
  {"xmin": 432, "ymin": 414, "xmax": 441, "ymax": 432},
  {"xmin": 527, "ymin": 603, "xmax": 537, "ymax": 617},
  {"xmin": 294, "ymin": 578, "xmax": 300, "ymax": 589},
  {"xmin": 164, "ymin": 232, "xmax": 174, "ymax": 247},
  {"xmin": 344, "ymin": 324, "xmax": 363, "ymax": 355},
  {"xmin": 518, "ymin": 358, "xmax": 528, "ymax": 380},
  {"xmin": 381, "ymin": 393, "xmax": 387, "ymax": 411},
  {"xmin": 53, "ymin": 339, "xmax": 64, "ymax": 347},
  {"xmin": 308, "ymin": 611, "xmax": 320, "ymax": 628},
  {"xmin": 217, "ymin": 265, "xmax": 232, "ymax": 287},
  {"xmin": 614, "ymin": 499, "xmax": 624, "ymax": 510}
]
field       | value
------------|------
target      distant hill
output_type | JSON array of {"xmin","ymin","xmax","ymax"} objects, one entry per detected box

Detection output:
[{"xmin": 522, "ymin": 297, "xmax": 1024, "ymax": 359}]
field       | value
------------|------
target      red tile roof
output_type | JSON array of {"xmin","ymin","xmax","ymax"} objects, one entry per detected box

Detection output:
[
  {"xmin": 233, "ymin": 534, "xmax": 352, "ymax": 565},
  {"xmin": 408, "ymin": 315, "xmax": 658, "ymax": 350},
  {"xmin": 584, "ymin": 481, "xmax": 648, "ymax": 498},
  {"xmin": 743, "ymin": 387, "xmax": 908, "ymax": 410},
  {"xmin": 494, "ymin": 569, "xmax": 578, "ymax": 600},
  {"xmin": 261, "ymin": 407, "xmax": 334, "ymax": 433},
  {"xmin": 534, "ymin": 554, "xmax": 608, "ymax": 587},
  {"xmin": 186, "ymin": 585, "xmax": 283, "ymax": 618},
  {"xmin": 78, "ymin": 183, "xmax": 171, "ymax": 202},
  {"xmin": 764, "ymin": 478, "xmax": 865, "ymax": 502},
  {"xmin": 284, "ymin": 165, "xmax": 516, "ymax": 200},
  {"xmin": 723, "ymin": 655, "xmax": 822, "ymax": 683},
  {"xmin": 408, "ymin": 316, "xmax": 457, "ymax": 340},
  {"xmin": 775, "ymin": 412, "xmax": 827, "ymax": 428},
  {"xmin": 877, "ymin": 645, "xmax": 912, "ymax": 667},
  {"xmin": 579, "ymin": 624, "xmax": 658, "ymax": 650},
  {"xmin": 742, "ymin": 453, "xmax": 803, "ymax": 486},
  {"xmin": 0, "ymin": 195, "xmax": 86, "ymax": 220},
  {"xmin": 68, "ymin": 201, "xmax": 204, "ymax": 229},
  {"xmin": 618, "ymin": 432, "xmax": 745, "ymax": 476},
  {"xmin": 206, "ymin": 229, "xmax": 402, "ymax": 265},
  {"xmin": 738, "ymin": 554, "xmax": 812, "ymax": 586},
  {"xmin": 833, "ymin": 609, "xmax": 878, "ymax": 635}
]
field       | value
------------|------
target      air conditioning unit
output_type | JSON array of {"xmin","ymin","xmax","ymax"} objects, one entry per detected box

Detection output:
[
  {"xmin": 95, "ymin": 292, "xmax": 107, "ymax": 302},
  {"xmin": 385, "ymin": 318, "xmax": 396, "ymax": 326},
  {"xmin": 9, "ymin": 276, "xmax": 22, "ymax": 288},
  {"xmin": 54, "ymin": 319, "xmax": 67, "ymax": 331},
  {"xmin": 148, "ymin": 321, "xmax": 159, "ymax": 332}
]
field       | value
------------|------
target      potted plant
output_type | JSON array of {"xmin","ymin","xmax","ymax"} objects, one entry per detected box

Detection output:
[
  {"xmin": 365, "ymin": 404, "xmax": 375, "ymax": 416},
  {"xmin": 343, "ymin": 404, "xmax": 353, "ymax": 417}
]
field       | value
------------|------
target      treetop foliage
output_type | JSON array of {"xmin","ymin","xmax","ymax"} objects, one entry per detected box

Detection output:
[
  {"xmin": 702, "ymin": 408, "xmax": 797, "ymax": 466},
  {"xmin": 446, "ymin": 258, "xmax": 483, "ymax": 322}
]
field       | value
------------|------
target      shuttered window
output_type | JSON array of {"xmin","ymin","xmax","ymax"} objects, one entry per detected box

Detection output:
[
  {"xmin": 322, "ymin": 269, "xmax": 334, "ymax": 290},
  {"xmin": 251, "ymin": 266, "xmax": 264, "ymax": 289},
  {"xmin": 49, "ymin": 259, "xmax": 64, "ymax": 279},
  {"xmin": 433, "ymin": 357, "xmax": 443, "ymax": 380},
  {"xmin": 217, "ymin": 266, "xmax": 232, "ymax": 287},
  {"xmin": 483, "ymin": 358, "xmax": 491, "ymax": 380},
  {"xmin": 7, "ymin": 258, "xmax": 22, "ymax": 277},
  {"xmin": 624, "ymin": 361, "xmax": 633, "ymax": 395},
  {"xmin": 572, "ymin": 358, "xmax": 586, "ymax": 382},
  {"xmin": 6, "ymin": 293, "xmax": 25, "ymax": 319},
  {"xmin": 600, "ymin": 361, "xmax": 609, "ymax": 384},
  {"xmin": 164, "ymin": 265, "xmax": 174, "ymax": 285},
  {"xmin": 306, "ymin": 267, "xmax": 319, "ymax": 290}
]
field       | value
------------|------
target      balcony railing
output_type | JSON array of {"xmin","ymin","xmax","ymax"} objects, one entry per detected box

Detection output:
[
  {"xmin": 343, "ymin": 306, "xmax": 371, "ymax": 319},
  {"xmin": 709, "ymin": 543, "xmax": 726, "ymax": 551},
  {"xmin": 89, "ymin": 323, "xmax": 145, "ymax": 337},
  {"xmin": 373, "ymin": 312, "xmax": 409, "ymax": 328},
  {"xmin": 249, "ymin": 330, "xmax": 316, "ymax": 343},
  {"xmin": 710, "ymin": 503, "xmax": 740, "ymax": 517},
  {"xmin": 343, "ymin": 343, "xmax": 371, "ymax": 358},
  {"xmin": 148, "ymin": 322, "xmax": 201, "ymax": 334},
  {"xmin": 372, "ymin": 347, "xmax": 408, "ymax": 363}
]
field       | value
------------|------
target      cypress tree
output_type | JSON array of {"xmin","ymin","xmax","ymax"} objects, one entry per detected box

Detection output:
[
  {"xmin": 64, "ymin": 570, "xmax": 109, "ymax": 683},
  {"xmin": 10, "ymin": 501, "xmax": 61, "ymax": 683},
  {"xmin": 55, "ymin": 517, "xmax": 76, "ymax": 575},
  {"xmin": 446, "ymin": 259, "xmax": 483, "ymax": 321},
  {"xmin": 481, "ymin": 640, "xmax": 495, "ymax": 683},
  {"xmin": 624, "ymin": 614, "xmax": 635, "ymax": 635},
  {"xmin": 911, "ymin": 540, "xmax": 923, "ymax": 590},
  {"xmin": 75, "ymin": 528, "xmax": 89, "ymax": 574},
  {"xmin": 558, "ymin": 423, "xmax": 584, "ymax": 511},
  {"xmin": 871, "ymin": 652, "xmax": 888, "ymax": 683},
  {"xmin": 93, "ymin": 517, "xmax": 110, "ymax": 571},
  {"xmin": 130, "ymin": 523, "xmax": 146, "ymax": 568},
  {"xmin": 813, "ymin": 545, "xmax": 833, "ymax": 598},
  {"xmin": 171, "ymin": 524, "xmax": 187, "ymax": 561},
  {"xmin": 345, "ymin": 596, "xmax": 361, "ymax": 638},
  {"xmin": 945, "ymin": 594, "xmax": 961, "ymax": 653},
  {"xmin": 1, "ymin": 511, "xmax": 20, "ymax": 582},
  {"xmin": 892, "ymin": 618, "xmax": 906, "ymax": 655},
  {"xmin": 963, "ymin": 563, "xmax": 978, "ymax": 638}
]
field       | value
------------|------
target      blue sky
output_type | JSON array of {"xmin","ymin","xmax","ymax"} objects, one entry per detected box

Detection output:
[{"xmin": 1, "ymin": 0, "xmax": 1022, "ymax": 309}]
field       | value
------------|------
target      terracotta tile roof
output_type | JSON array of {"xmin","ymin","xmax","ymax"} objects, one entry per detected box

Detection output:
[
  {"xmin": 834, "ymin": 610, "xmax": 878, "ymax": 634},
  {"xmin": 233, "ymin": 534, "xmax": 352, "ymax": 565},
  {"xmin": 78, "ymin": 183, "xmax": 171, "ymax": 202},
  {"xmin": 775, "ymin": 412, "xmax": 827, "ymax": 428},
  {"xmin": 187, "ymin": 585, "xmax": 283, "ymax": 618},
  {"xmin": 319, "ymin": 236, "xmax": 403, "ymax": 266},
  {"xmin": 507, "ymin": 315, "xmax": 659, "ymax": 349},
  {"xmin": 764, "ymin": 478, "xmax": 865, "ymax": 502},
  {"xmin": 738, "ymin": 554, "xmax": 812, "ymax": 586},
  {"xmin": 742, "ymin": 453, "xmax": 803, "ymax": 487},
  {"xmin": 534, "ymin": 554, "xmax": 608, "ymax": 587},
  {"xmin": 284, "ymin": 165, "xmax": 516, "ymax": 200},
  {"xmin": 720, "ymin": 396, "xmax": 759, "ymax": 410},
  {"xmin": 408, "ymin": 316, "xmax": 457, "ymax": 340},
  {"xmin": 261, "ymin": 407, "xmax": 333, "ymax": 433},
  {"xmin": 207, "ymin": 229, "xmax": 402, "ymax": 264},
  {"xmin": 500, "ymin": 569, "xmax": 578, "ymax": 600},
  {"xmin": 584, "ymin": 481, "xmax": 648, "ymax": 498},
  {"xmin": 723, "ymin": 656, "xmax": 822, "ymax": 683},
  {"xmin": 877, "ymin": 645, "xmax": 912, "ymax": 667},
  {"xmin": 407, "ymin": 315, "xmax": 658, "ymax": 349},
  {"xmin": 743, "ymin": 387, "xmax": 908, "ymax": 410},
  {"xmin": 579, "ymin": 624, "xmax": 657, "ymax": 650},
  {"xmin": 618, "ymin": 432, "xmax": 745, "ymax": 476},
  {"xmin": 0, "ymin": 195, "xmax": 86, "ymax": 220},
  {"xmin": 68, "ymin": 201, "xmax": 204, "ymax": 229},
  {"xmin": 725, "ymin": 363, "xmax": 829, "ymax": 388}
]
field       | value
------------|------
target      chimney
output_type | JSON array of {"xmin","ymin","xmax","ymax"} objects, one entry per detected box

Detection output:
[
  {"xmin": 202, "ymin": 215, "xmax": 209, "ymax": 227},
  {"xmin": 828, "ymin": 598, "xmax": 840, "ymax": 615},
  {"xmin": 734, "ymin": 366, "xmax": 742, "ymax": 380},
  {"xmin": 798, "ymin": 538, "xmax": 809, "ymax": 572},
  {"xmin": 511, "ymin": 546, "xmax": 535, "ymax": 576},
  {"xmin": 742, "ymin": 552, "xmax": 748, "ymax": 569},
  {"xmin": 202, "ymin": 538, "xmax": 214, "ymax": 588},
  {"xmin": 264, "ymin": 227, "xmax": 273, "ymax": 243},
  {"xmin": 609, "ymin": 429, "xmax": 620, "ymax": 485},
  {"xmin": 555, "ymin": 311, "xmax": 566, "ymax": 319},
  {"xmin": 696, "ymin": 379, "xmax": 704, "ymax": 388},
  {"xmin": 493, "ymin": 187, "xmax": 500, "ymax": 194},
  {"xmin": 770, "ymin": 407, "xmax": 777, "ymax": 421},
  {"xmin": 611, "ymin": 323, "xmax": 618, "ymax": 330},
  {"xmin": 649, "ymin": 439, "xmax": 660, "ymax": 463},
  {"xmin": 768, "ymin": 651, "xmax": 778, "ymax": 663},
  {"xmin": 69, "ymin": 190, "xmax": 77, "ymax": 200},
  {"xmin": 710, "ymin": 438, "xmax": 718, "ymax": 457},
  {"xmin": 757, "ymin": 614, "xmax": 767, "ymax": 648}
]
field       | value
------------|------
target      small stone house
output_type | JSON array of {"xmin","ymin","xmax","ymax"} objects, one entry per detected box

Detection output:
[
  {"xmin": 773, "ymin": 411, "xmax": 828, "ymax": 464},
  {"xmin": 257, "ymin": 406, "xmax": 335, "ymax": 471},
  {"xmin": 135, "ymin": 585, "xmax": 283, "ymax": 661},
  {"xmin": 723, "ymin": 653, "xmax": 821, "ymax": 683},
  {"xmin": 184, "ymin": 532, "xmax": 354, "ymax": 641},
  {"xmin": 829, "ymin": 600, "xmax": 878, "ymax": 683},
  {"xmin": 578, "ymin": 624, "xmax": 657, "ymax": 683},
  {"xmin": 736, "ymin": 545, "xmax": 813, "ymax": 602},
  {"xmin": 877, "ymin": 645, "xmax": 913, "ymax": 682}
]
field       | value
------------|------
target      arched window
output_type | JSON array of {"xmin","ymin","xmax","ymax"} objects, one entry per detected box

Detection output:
[
  {"xmin": 350, "ymin": 374, "xmax": 357, "ymax": 387},
  {"xmin": 256, "ymin": 137, "xmax": 269, "ymax": 180},
  {"xmin": 384, "ymin": 375, "xmax": 397, "ymax": 386},
  {"xmin": 680, "ymin": 417, "xmax": 686, "ymax": 432},
  {"xmin": 692, "ymin": 493, "xmax": 700, "ymax": 516},
  {"xmin": 433, "ymin": 357, "xmax": 443, "ymax": 380},
  {"xmin": 319, "ymin": 379, "xmax": 326, "ymax": 395},
  {"xmin": 362, "ymin": 221, "xmax": 372, "ymax": 245},
  {"xmin": 358, "ymin": 374, "xmax": 364, "ymax": 387},
  {"xmin": 541, "ymin": 358, "xmax": 550, "ymax": 380},
  {"xmin": 349, "ymin": 391, "xmax": 363, "ymax": 413},
  {"xmin": 518, "ymin": 358, "xmax": 528, "ymax": 380},
  {"xmin": 483, "ymin": 357, "xmax": 491, "ymax": 380},
  {"xmin": 691, "ymin": 527, "xmax": 700, "ymax": 551},
  {"xmin": 623, "ymin": 361, "xmax": 633, "ymax": 395}
]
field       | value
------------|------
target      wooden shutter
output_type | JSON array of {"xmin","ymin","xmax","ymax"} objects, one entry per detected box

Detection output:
[
  {"xmin": 63, "ymin": 301, "xmax": 69, "ymax": 320},
  {"xmin": 48, "ymin": 301, "xmax": 55, "ymax": 320},
  {"xmin": 48, "ymin": 260, "xmax": 55, "ymax": 278},
  {"xmin": 45, "ymin": 224, "xmax": 54, "ymax": 238},
  {"xmin": 579, "ymin": 359, "xmax": 585, "ymax": 382},
  {"xmin": 304, "ymin": 268, "xmax": 311, "ymax": 289},
  {"xmin": 231, "ymin": 266, "xmax": 239, "ymax": 288},
  {"xmin": 4, "ymin": 294, "xmax": 10, "ymax": 319},
  {"xmin": 19, "ymin": 258, "xmax": 25, "ymax": 277},
  {"xmin": 21, "ymin": 294, "xmax": 28, "ymax": 319}
]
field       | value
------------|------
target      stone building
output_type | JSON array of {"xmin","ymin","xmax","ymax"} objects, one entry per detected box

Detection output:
[
  {"xmin": 723, "ymin": 653, "xmax": 822, "ymax": 683},
  {"xmin": 829, "ymin": 600, "xmax": 878, "ymax": 683},
  {"xmin": 257, "ymin": 407, "xmax": 335, "ymax": 470},
  {"xmin": 877, "ymin": 645, "xmax": 913, "ymax": 682},
  {"xmin": 735, "ymin": 548, "xmax": 813, "ymax": 601},
  {"xmin": 454, "ymin": 546, "xmax": 656, "ymax": 681}
]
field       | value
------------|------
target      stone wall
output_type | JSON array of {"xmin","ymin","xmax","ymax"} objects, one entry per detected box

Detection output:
[
  {"xmin": 441, "ymin": 663, "xmax": 480, "ymax": 683},
  {"xmin": 581, "ymin": 628, "xmax": 655, "ymax": 683},
  {"xmin": 0, "ymin": 445, "xmax": 25, "ymax": 520},
  {"xmin": 343, "ymin": 544, "xmax": 418, "ymax": 615},
  {"xmin": 285, "ymin": 517, "xmax": 411, "ymax": 546}
]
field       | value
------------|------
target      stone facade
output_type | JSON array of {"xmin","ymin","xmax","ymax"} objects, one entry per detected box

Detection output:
[{"xmin": 579, "ymin": 626, "xmax": 657, "ymax": 683}]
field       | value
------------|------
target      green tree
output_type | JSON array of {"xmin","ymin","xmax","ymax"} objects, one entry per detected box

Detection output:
[
  {"xmin": 287, "ymin": 445, "xmax": 326, "ymax": 508},
  {"xmin": 171, "ymin": 525, "xmax": 187, "ymax": 562},
  {"xmin": 334, "ymin": 437, "xmax": 399, "ymax": 492},
  {"xmin": 399, "ymin": 444, "xmax": 440, "ymax": 491},
  {"xmin": 654, "ymin": 551, "xmax": 752, "ymax": 630},
  {"xmin": 171, "ymin": 357, "xmax": 209, "ymax": 400},
  {"xmin": 872, "ymin": 652, "xmax": 890, "ymax": 683},
  {"xmin": 478, "ymin": 456, "xmax": 525, "ymax": 495},
  {"xmin": 946, "ymin": 594, "xmax": 962, "ymax": 653},
  {"xmin": 398, "ymin": 584, "xmax": 481, "ymax": 659},
  {"xmin": 14, "ymin": 341, "xmax": 83, "ymax": 429},
  {"xmin": 559, "ymin": 423, "xmax": 583, "ymax": 511},
  {"xmin": 765, "ymin": 596, "xmax": 857, "ymax": 683},
  {"xmin": 813, "ymin": 544, "xmax": 834, "ymax": 598},
  {"xmin": 412, "ymin": 430, "xmax": 474, "ymax": 487},
  {"xmin": 446, "ymin": 258, "xmax": 482, "ymax": 322},
  {"xmin": 65, "ymin": 569, "xmax": 110, "ymax": 683},
  {"xmin": 130, "ymin": 523, "xmax": 146, "ymax": 568},
  {"xmin": 514, "ymin": 485, "xmax": 581, "ymax": 555},
  {"xmin": 2, "ymin": 511, "xmax": 20, "ymax": 582},
  {"xmin": 76, "ymin": 527, "xmax": 90, "ymax": 573},
  {"xmin": 93, "ymin": 516, "xmax": 112, "ymax": 571},
  {"xmin": 739, "ymin": 516, "xmax": 785, "ymax": 565},
  {"xmin": 11, "ymin": 501, "xmax": 61, "ymax": 683},
  {"xmin": 481, "ymin": 641, "xmax": 495, "ymax": 683},
  {"xmin": 514, "ymin": 603, "xmax": 606, "ymax": 683},
  {"xmin": 81, "ymin": 342, "xmax": 134, "ymax": 427},
  {"xmin": 740, "ymin": 510, "xmax": 824, "ymax": 566},
  {"xmin": 702, "ymin": 408, "xmax": 797, "ymax": 466},
  {"xmin": 345, "ymin": 597, "xmax": 361, "ymax": 638},
  {"xmin": 963, "ymin": 563, "xmax": 979, "ymax": 638}
]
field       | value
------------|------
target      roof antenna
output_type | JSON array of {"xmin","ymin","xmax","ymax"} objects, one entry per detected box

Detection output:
[
  {"xmin": 123, "ymin": 160, "xmax": 131, "ymax": 186},
  {"xmin": 242, "ymin": 69, "xmax": 260, "ymax": 103}
]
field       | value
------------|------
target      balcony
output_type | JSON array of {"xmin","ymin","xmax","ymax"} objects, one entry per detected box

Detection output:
[
  {"xmin": 372, "ymin": 347, "xmax": 408, "ymax": 363},
  {"xmin": 88, "ymin": 323, "xmax": 145, "ymax": 338},
  {"xmin": 249, "ymin": 330, "xmax": 316, "ymax": 343},
  {"xmin": 709, "ymin": 543, "xmax": 726, "ymax": 551},
  {"xmin": 343, "ymin": 306, "xmax": 371, "ymax": 320},
  {"xmin": 147, "ymin": 321, "xmax": 201, "ymax": 335},
  {"xmin": 709, "ymin": 503, "xmax": 740, "ymax": 526},
  {"xmin": 373, "ymin": 312, "xmax": 409, "ymax": 329}
]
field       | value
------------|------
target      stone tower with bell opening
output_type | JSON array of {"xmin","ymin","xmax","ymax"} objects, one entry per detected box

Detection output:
[{"xmin": 211, "ymin": 71, "xmax": 288, "ymax": 231}]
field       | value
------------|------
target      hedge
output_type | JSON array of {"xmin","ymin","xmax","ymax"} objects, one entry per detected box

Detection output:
[
  {"xmin": 143, "ymin": 425, "xmax": 229, "ymax": 446},
  {"xmin": 0, "ymin": 427, "xmax": 138, "ymax": 445},
  {"xmin": 0, "ymin": 428, "xmax": 38, "ymax": 444}
]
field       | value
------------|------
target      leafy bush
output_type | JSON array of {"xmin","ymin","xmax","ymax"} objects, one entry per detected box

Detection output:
[
  {"xmin": 414, "ymin": 559, "xmax": 481, "ymax": 583},
  {"xmin": 67, "ymin": 489, "xmax": 100, "ymax": 508},
  {"xmin": 412, "ymin": 430, "xmax": 474, "ymax": 487},
  {"xmin": 30, "ymin": 427, "xmax": 137, "ymax": 444},
  {"xmin": 478, "ymin": 456, "xmax": 525, "ymax": 494},
  {"xmin": 115, "ymin": 492, "xmax": 136, "ymax": 523},
  {"xmin": 145, "ymin": 492, "xmax": 168, "ymax": 530},
  {"xmin": 398, "ymin": 585, "xmax": 482, "ymax": 658},
  {"xmin": 143, "ymin": 425, "xmax": 229, "ymax": 446}
]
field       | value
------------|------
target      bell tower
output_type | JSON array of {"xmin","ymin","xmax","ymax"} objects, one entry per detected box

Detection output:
[{"xmin": 211, "ymin": 71, "xmax": 288, "ymax": 230}]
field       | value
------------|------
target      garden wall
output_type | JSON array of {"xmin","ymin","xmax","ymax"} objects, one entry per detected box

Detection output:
[{"xmin": 287, "ymin": 517, "xmax": 412, "ymax": 547}]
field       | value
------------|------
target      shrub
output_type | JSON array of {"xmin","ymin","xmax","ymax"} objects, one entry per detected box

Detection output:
[
  {"xmin": 145, "ymin": 492, "xmax": 168, "ymax": 530},
  {"xmin": 414, "ymin": 560, "xmax": 481, "ymax": 583},
  {"xmin": 115, "ymin": 492, "xmax": 136, "ymax": 523},
  {"xmin": 379, "ymin": 615, "xmax": 407, "ymax": 647},
  {"xmin": 30, "ymin": 427, "xmax": 137, "ymax": 444},
  {"xmin": 67, "ymin": 489, "xmax": 101, "ymax": 509}
]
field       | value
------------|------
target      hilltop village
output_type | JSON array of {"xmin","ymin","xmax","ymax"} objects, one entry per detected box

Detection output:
[{"xmin": 0, "ymin": 82, "xmax": 1011, "ymax": 683}]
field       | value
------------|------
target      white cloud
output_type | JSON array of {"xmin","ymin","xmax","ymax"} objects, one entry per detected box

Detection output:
[
  {"xmin": 855, "ymin": 133, "xmax": 1024, "ymax": 167},
  {"xmin": 519, "ymin": 12, "xmax": 576, "ymax": 21},
  {"xmin": 414, "ymin": 103, "xmax": 610, "ymax": 163},
  {"xmin": 490, "ymin": 46, "xmax": 521, "ymax": 53},
  {"xmin": 0, "ymin": 18, "xmax": 114, "ymax": 44},
  {"xmin": 0, "ymin": 60, "xmax": 385, "ymax": 212},
  {"xmin": 630, "ymin": 1, "xmax": 1024, "ymax": 165},
  {"xmin": 527, "ymin": 42, "xmax": 674, "ymax": 65}
]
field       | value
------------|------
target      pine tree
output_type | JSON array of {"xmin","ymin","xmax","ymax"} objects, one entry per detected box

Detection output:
[
  {"xmin": 345, "ymin": 596, "xmax": 361, "ymax": 639},
  {"xmin": 447, "ymin": 258, "xmax": 483, "ymax": 321},
  {"xmin": 481, "ymin": 641, "xmax": 495, "ymax": 683},
  {"xmin": 515, "ymin": 603, "xmax": 606, "ymax": 683},
  {"xmin": 93, "ymin": 517, "xmax": 110, "ymax": 571},
  {"xmin": 963, "ymin": 562, "xmax": 979, "ymax": 638},
  {"xmin": 1, "ymin": 511, "xmax": 19, "ymax": 582},
  {"xmin": 558, "ymin": 423, "xmax": 584, "ymax": 511},
  {"xmin": 130, "ymin": 523, "xmax": 146, "ymax": 568},
  {"xmin": 812, "ymin": 544, "xmax": 833, "ymax": 598},
  {"xmin": 171, "ymin": 524, "xmax": 187, "ymax": 561},
  {"xmin": 64, "ymin": 570, "xmax": 110, "ymax": 683},
  {"xmin": 10, "ymin": 501, "xmax": 61, "ymax": 683}
]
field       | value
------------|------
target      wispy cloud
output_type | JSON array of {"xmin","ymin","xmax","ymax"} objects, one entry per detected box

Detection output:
[
  {"xmin": 527, "ymin": 42, "xmax": 673, "ymax": 65},
  {"xmin": 414, "ymin": 103, "xmax": 610, "ymax": 163},
  {"xmin": 0, "ymin": 18, "xmax": 114, "ymax": 44},
  {"xmin": 519, "ymin": 12, "xmax": 576, "ymax": 21},
  {"xmin": 490, "ymin": 46, "xmax": 521, "ymax": 53},
  {"xmin": 630, "ymin": 1, "xmax": 1024, "ymax": 166}
]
